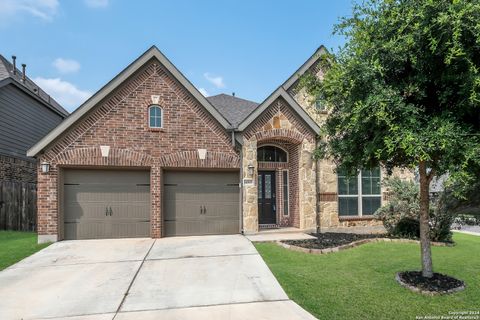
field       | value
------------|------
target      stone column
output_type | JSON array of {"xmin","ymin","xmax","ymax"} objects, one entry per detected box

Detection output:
[
  {"xmin": 242, "ymin": 138, "xmax": 258, "ymax": 234},
  {"xmin": 318, "ymin": 159, "xmax": 339, "ymax": 228},
  {"xmin": 298, "ymin": 140, "xmax": 317, "ymax": 231}
]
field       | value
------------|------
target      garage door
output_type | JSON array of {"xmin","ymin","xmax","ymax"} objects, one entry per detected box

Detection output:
[
  {"xmin": 163, "ymin": 171, "xmax": 240, "ymax": 236},
  {"xmin": 63, "ymin": 169, "xmax": 150, "ymax": 240}
]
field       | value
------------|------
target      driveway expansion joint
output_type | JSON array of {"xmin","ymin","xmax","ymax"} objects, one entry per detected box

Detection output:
[{"xmin": 113, "ymin": 239, "xmax": 156, "ymax": 319}]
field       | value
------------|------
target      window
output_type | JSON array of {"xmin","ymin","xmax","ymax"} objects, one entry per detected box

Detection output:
[
  {"xmin": 149, "ymin": 105, "xmax": 163, "ymax": 128},
  {"xmin": 257, "ymin": 146, "xmax": 287, "ymax": 162},
  {"xmin": 338, "ymin": 167, "xmax": 381, "ymax": 216},
  {"xmin": 283, "ymin": 171, "xmax": 289, "ymax": 215}
]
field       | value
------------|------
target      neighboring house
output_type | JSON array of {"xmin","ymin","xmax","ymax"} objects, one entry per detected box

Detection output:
[
  {"xmin": 0, "ymin": 54, "xmax": 69, "ymax": 230},
  {"xmin": 28, "ymin": 46, "xmax": 409, "ymax": 243}
]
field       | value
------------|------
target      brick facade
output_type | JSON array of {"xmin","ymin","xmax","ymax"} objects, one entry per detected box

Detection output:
[
  {"xmin": 37, "ymin": 59, "xmax": 240, "ymax": 240},
  {"xmin": 0, "ymin": 154, "xmax": 37, "ymax": 184}
]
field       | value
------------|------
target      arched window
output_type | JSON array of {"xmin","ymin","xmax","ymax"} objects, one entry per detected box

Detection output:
[
  {"xmin": 149, "ymin": 105, "xmax": 163, "ymax": 128},
  {"xmin": 257, "ymin": 146, "xmax": 287, "ymax": 162}
]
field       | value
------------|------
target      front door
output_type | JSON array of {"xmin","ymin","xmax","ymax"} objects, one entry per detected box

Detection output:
[{"xmin": 258, "ymin": 171, "xmax": 276, "ymax": 224}]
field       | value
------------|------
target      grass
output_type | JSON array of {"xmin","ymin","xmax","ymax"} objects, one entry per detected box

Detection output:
[
  {"xmin": 256, "ymin": 233, "xmax": 480, "ymax": 320},
  {"xmin": 0, "ymin": 231, "xmax": 50, "ymax": 271}
]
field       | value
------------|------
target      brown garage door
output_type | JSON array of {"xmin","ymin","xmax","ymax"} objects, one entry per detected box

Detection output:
[
  {"xmin": 163, "ymin": 171, "xmax": 240, "ymax": 236},
  {"xmin": 63, "ymin": 169, "xmax": 150, "ymax": 240}
]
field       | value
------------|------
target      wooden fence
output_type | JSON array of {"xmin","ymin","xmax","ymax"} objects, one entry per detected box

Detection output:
[{"xmin": 0, "ymin": 181, "xmax": 37, "ymax": 231}]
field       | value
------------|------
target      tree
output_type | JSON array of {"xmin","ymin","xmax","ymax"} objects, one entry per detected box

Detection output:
[{"xmin": 303, "ymin": 0, "xmax": 480, "ymax": 278}]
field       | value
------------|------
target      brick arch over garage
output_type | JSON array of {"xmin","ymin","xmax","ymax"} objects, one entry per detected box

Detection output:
[
  {"xmin": 55, "ymin": 147, "xmax": 153, "ymax": 167},
  {"xmin": 159, "ymin": 151, "xmax": 240, "ymax": 168}
]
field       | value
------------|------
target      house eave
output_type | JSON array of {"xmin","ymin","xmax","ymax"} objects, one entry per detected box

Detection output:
[{"xmin": 236, "ymin": 87, "xmax": 320, "ymax": 134}]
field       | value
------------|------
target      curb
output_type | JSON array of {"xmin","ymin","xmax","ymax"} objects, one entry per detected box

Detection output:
[
  {"xmin": 395, "ymin": 272, "xmax": 465, "ymax": 296},
  {"xmin": 276, "ymin": 238, "xmax": 454, "ymax": 255}
]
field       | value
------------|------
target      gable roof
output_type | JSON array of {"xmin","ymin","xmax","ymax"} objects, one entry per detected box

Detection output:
[
  {"xmin": 0, "ymin": 54, "xmax": 69, "ymax": 117},
  {"xmin": 281, "ymin": 45, "xmax": 328, "ymax": 91},
  {"xmin": 27, "ymin": 46, "xmax": 232, "ymax": 157},
  {"xmin": 207, "ymin": 94, "xmax": 259, "ymax": 126},
  {"xmin": 237, "ymin": 46, "xmax": 328, "ymax": 134},
  {"xmin": 237, "ymin": 87, "xmax": 320, "ymax": 133}
]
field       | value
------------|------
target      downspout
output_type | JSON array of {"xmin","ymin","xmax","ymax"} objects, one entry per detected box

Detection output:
[
  {"xmin": 231, "ymin": 127, "xmax": 244, "ymax": 234},
  {"xmin": 315, "ymin": 139, "xmax": 321, "ymax": 234},
  {"xmin": 240, "ymin": 144, "xmax": 244, "ymax": 234}
]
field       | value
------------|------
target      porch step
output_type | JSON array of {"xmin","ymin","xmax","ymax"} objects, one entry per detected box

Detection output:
[{"xmin": 259, "ymin": 224, "xmax": 279, "ymax": 230}]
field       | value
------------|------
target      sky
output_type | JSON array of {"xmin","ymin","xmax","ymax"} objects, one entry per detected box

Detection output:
[{"xmin": 0, "ymin": 0, "xmax": 353, "ymax": 112}]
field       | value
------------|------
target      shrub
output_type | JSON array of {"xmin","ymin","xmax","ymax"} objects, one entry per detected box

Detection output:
[
  {"xmin": 374, "ymin": 177, "xmax": 455, "ymax": 242},
  {"xmin": 374, "ymin": 177, "xmax": 419, "ymax": 235},
  {"xmin": 430, "ymin": 194, "xmax": 456, "ymax": 243},
  {"xmin": 393, "ymin": 217, "xmax": 420, "ymax": 239}
]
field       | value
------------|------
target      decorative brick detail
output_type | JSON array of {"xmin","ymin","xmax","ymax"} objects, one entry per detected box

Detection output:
[
  {"xmin": 243, "ymin": 98, "xmax": 316, "ymax": 143},
  {"xmin": 255, "ymin": 129, "xmax": 305, "ymax": 144},
  {"xmin": 159, "ymin": 151, "xmax": 240, "ymax": 168},
  {"xmin": 56, "ymin": 147, "xmax": 153, "ymax": 167},
  {"xmin": 319, "ymin": 192, "xmax": 337, "ymax": 202}
]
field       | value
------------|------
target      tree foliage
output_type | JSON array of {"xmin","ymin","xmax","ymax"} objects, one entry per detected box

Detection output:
[
  {"xmin": 302, "ymin": 0, "xmax": 480, "ymax": 277},
  {"xmin": 302, "ymin": 0, "xmax": 480, "ymax": 177}
]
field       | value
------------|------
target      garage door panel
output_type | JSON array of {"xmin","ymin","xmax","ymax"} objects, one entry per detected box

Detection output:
[
  {"xmin": 111, "ymin": 221, "xmax": 150, "ymax": 239},
  {"xmin": 64, "ymin": 203, "xmax": 107, "ymax": 222},
  {"xmin": 64, "ymin": 221, "xmax": 109, "ymax": 240},
  {"xmin": 163, "ymin": 171, "xmax": 240, "ymax": 236},
  {"xmin": 63, "ymin": 169, "xmax": 150, "ymax": 240}
]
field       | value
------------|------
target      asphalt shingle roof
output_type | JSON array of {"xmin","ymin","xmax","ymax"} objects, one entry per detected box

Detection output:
[
  {"xmin": 207, "ymin": 93, "xmax": 259, "ymax": 126},
  {"xmin": 0, "ymin": 54, "xmax": 68, "ymax": 116}
]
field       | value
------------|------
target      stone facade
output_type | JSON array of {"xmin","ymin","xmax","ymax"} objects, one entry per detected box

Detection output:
[
  {"xmin": 241, "ymin": 99, "xmax": 317, "ymax": 233},
  {"xmin": 288, "ymin": 58, "xmax": 414, "ymax": 230}
]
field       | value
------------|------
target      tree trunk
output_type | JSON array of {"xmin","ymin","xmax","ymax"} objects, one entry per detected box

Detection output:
[{"xmin": 419, "ymin": 161, "xmax": 433, "ymax": 278}]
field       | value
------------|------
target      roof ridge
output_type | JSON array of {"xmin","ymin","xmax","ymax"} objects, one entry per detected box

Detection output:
[{"xmin": 207, "ymin": 93, "xmax": 259, "ymax": 105}]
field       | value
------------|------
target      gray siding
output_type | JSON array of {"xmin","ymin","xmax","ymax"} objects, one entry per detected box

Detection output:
[{"xmin": 0, "ymin": 84, "xmax": 64, "ymax": 158}]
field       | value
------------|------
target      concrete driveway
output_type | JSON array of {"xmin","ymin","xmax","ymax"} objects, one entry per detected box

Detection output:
[{"xmin": 0, "ymin": 235, "xmax": 316, "ymax": 320}]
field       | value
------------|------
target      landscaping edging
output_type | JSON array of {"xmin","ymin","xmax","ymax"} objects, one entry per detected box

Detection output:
[
  {"xmin": 277, "ymin": 237, "xmax": 454, "ymax": 255},
  {"xmin": 395, "ymin": 272, "xmax": 465, "ymax": 295}
]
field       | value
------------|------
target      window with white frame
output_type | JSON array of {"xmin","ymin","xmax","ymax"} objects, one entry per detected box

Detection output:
[
  {"xmin": 149, "ymin": 105, "xmax": 163, "ymax": 128},
  {"xmin": 337, "ymin": 167, "xmax": 381, "ymax": 216}
]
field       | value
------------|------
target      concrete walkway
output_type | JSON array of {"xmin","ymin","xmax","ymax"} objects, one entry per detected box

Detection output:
[{"xmin": 0, "ymin": 235, "xmax": 316, "ymax": 320}]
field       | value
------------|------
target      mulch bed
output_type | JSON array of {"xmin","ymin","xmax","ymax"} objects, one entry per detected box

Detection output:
[
  {"xmin": 396, "ymin": 271, "xmax": 465, "ymax": 295},
  {"xmin": 283, "ymin": 232, "xmax": 387, "ymax": 250}
]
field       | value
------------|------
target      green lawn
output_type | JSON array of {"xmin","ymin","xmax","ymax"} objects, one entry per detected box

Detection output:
[
  {"xmin": 256, "ymin": 233, "xmax": 480, "ymax": 320},
  {"xmin": 0, "ymin": 231, "xmax": 50, "ymax": 271}
]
